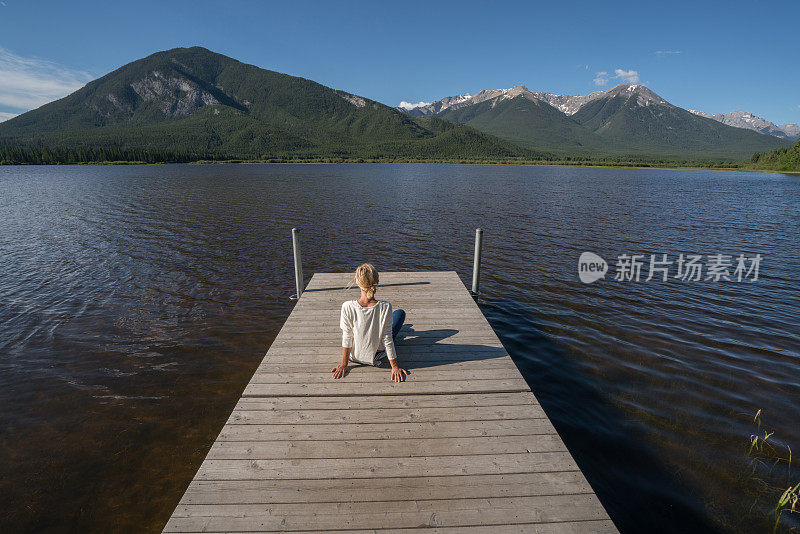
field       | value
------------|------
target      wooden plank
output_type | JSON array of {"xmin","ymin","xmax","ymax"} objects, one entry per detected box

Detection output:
[
  {"xmin": 269, "ymin": 341, "xmax": 506, "ymax": 349},
  {"xmin": 242, "ymin": 379, "xmax": 531, "ymax": 397},
  {"xmin": 217, "ymin": 418, "xmax": 558, "ymax": 441},
  {"xmin": 164, "ymin": 494, "xmax": 608, "ymax": 531},
  {"xmin": 195, "ymin": 452, "xmax": 580, "ymax": 480},
  {"xmin": 206, "ymin": 434, "xmax": 567, "ymax": 459},
  {"xmin": 266, "ymin": 337, "xmax": 503, "ymax": 346},
  {"xmin": 281, "ymin": 312, "xmax": 494, "ymax": 319},
  {"xmin": 259, "ymin": 355, "xmax": 513, "ymax": 366},
  {"xmin": 376, "ymin": 523, "xmax": 620, "ymax": 534},
  {"xmin": 264, "ymin": 344, "xmax": 509, "ymax": 354},
  {"xmin": 225, "ymin": 404, "xmax": 547, "ymax": 425},
  {"xmin": 280, "ymin": 318, "xmax": 491, "ymax": 324},
  {"xmin": 171, "ymin": 494, "xmax": 606, "ymax": 519},
  {"xmin": 271, "ymin": 326, "xmax": 500, "ymax": 336},
  {"xmin": 233, "ymin": 392, "xmax": 538, "ymax": 411},
  {"xmin": 262, "ymin": 354, "xmax": 512, "ymax": 365},
  {"xmin": 251, "ymin": 359, "xmax": 522, "ymax": 373},
  {"xmin": 163, "ymin": 272, "xmax": 616, "ymax": 533},
  {"xmin": 164, "ymin": 521, "xmax": 618, "ymax": 534},
  {"xmin": 177, "ymin": 472, "xmax": 594, "ymax": 504},
  {"xmin": 247, "ymin": 368, "xmax": 525, "ymax": 383}
]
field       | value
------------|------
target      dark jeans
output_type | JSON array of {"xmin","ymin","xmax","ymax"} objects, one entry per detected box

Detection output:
[{"xmin": 392, "ymin": 308, "xmax": 406, "ymax": 340}]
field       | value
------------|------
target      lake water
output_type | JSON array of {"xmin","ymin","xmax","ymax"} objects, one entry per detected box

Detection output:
[{"xmin": 1, "ymin": 164, "xmax": 798, "ymax": 533}]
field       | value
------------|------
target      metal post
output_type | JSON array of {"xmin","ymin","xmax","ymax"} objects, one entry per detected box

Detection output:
[
  {"xmin": 471, "ymin": 228, "xmax": 483, "ymax": 296},
  {"xmin": 291, "ymin": 228, "xmax": 304, "ymax": 300}
]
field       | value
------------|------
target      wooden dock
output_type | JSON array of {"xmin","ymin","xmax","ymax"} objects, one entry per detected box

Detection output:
[{"xmin": 164, "ymin": 271, "xmax": 617, "ymax": 533}]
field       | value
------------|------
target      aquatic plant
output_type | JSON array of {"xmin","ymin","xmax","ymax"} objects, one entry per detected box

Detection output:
[
  {"xmin": 774, "ymin": 482, "xmax": 800, "ymax": 533},
  {"xmin": 745, "ymin": 410, "xmax": 800, "ymax": 532}
]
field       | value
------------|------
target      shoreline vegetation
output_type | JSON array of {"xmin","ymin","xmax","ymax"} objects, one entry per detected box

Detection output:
[
  {"xmin": 2, "ymin": 138, "xmax": 797, "ymax": 174},
  {"xmin": 750, "ymin": 138, "xmax": 800, "ymax": 173},
  {"xmin": 1, "ymin": 153, "xmax": 797, "ymax": 174}
]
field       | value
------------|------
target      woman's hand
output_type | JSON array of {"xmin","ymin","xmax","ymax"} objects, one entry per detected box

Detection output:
[
  {"xmin": 333, "ymin": 347, "xmax": 350, "ymax": 379},
  {"xmin": 331, "ymin": 363, "xmax": 349, "ymax": 379},
  {"xmin": 389, "ymin": 362, "xmax": 408, "ymax": 383}
]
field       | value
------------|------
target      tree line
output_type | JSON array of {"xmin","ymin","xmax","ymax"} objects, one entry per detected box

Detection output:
[
  {"xmin": 750, "ymin": 138, "xmax": 800, "ymax": 172},
  {"xmin": 0, "ymin": 144, "xmax": 216, "ymax": 165}
]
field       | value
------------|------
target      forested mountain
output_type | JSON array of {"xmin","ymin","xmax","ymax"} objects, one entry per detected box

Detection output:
[
  {"xmin": 570, "ymin": 85, "xmax": 786, "ymax": 158},
  {"xmin": 0, "ymin": 47, "xmax": 539, "ymax": 163},
  {"xmin": 437, "ymin": 96, "xmax": 607, "ymax": 152}
]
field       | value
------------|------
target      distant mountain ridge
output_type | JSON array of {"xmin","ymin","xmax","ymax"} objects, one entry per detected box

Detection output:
[
  {"xmin": 0, "ymin": 47, "xmax": 789, "ymax": 164},
  {"xmin": 0, "ymin": 47, "xmax": 539, "ymax": 162},
  {"xmin": 401, "ymin": 84, "xmax": 609, "ymax": 117},
  {"xmin": 398, "ymin": 84, "xmax": 788, "ymax": 159},
  {"xmin": 688, "ymin": 109, "xmax": 800, "ymax": 140}
]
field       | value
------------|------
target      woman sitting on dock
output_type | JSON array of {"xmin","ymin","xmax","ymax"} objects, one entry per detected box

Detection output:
[{"xmin": 332, "ymin": 263, "xmax": 408, "ymax": 382}]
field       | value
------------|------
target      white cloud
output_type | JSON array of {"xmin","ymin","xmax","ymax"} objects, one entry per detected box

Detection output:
[
  {"xmin": 0, "ymin": 111, "xmax": 18, "ymax": 122},
  {"xmin": 593, "ymin": 68, "xmax": 641, "ymax": 87},
  {"xmin": 655, "ymin": 50, "xmax": 682, "ymax": 55},
  {"xmin": 397, "ymin": 100, "xmax": 430, "ymax": 110},
  {"xmin": 0, "ymin": 47, "xmax": 93, "ymax": 111},
  {"xmin": 614, "ymin": 69, "xmax": 640, "ymax": 84},
  {"xmin": 593, "ymin": 71, "xmax": 609, "ymax": 86}
]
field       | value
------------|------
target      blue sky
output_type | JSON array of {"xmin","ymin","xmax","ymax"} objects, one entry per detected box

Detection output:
[{"xmin": 1, "ymin": 0, "xmax": 798, "ymax": 125}]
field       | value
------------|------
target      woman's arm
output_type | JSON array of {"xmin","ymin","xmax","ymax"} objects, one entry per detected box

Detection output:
[
  {"xmin": 384, "ymin": 336, "xmax": 407, "ymax": 382},
  {"xmin": 382, "ymin": 304, "xmax": 407, "ymax": 382},
  {"xmin": 333, "ymin": 303, "xmax": 352, "ymax": 379}
]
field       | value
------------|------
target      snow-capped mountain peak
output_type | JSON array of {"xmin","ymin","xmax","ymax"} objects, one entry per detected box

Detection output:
[
  {"xmin": 397, "ymin": 101, "xmax": 431, "ymax": 111},
  {"xmin": 688, "ymin": 109, "xmax": 712, "ymax": 118},
  {"xmin": 689, "ymin": 109, "xmax": 800, "ymax": 140},
  {"xmin": 398, "ymin": 83, "xmax": 666, "ymax": 117},
  {"xmin": 604, "ymin": 84, "xmax": 670, "ymax": 107}
]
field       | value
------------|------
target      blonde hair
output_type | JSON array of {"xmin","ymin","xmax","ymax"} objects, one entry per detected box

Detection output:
[{"xmin": 347, "ymin": 263, "xmax": 379, "ymax": 299}]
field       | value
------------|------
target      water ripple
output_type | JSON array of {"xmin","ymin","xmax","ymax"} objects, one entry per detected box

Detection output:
[{"xmin": 0, "ymin": 164, "xmax": 798, "ymax": 532}]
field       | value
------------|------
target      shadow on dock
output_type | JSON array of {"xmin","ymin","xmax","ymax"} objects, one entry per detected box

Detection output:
[{"xmin": 395, "ymin": 325, "xmax": 508, "ymax": 370}]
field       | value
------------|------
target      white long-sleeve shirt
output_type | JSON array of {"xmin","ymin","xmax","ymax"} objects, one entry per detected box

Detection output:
[{"xmin": 340, "ymin": 299, "xmax": 397, "ymax": 365}]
